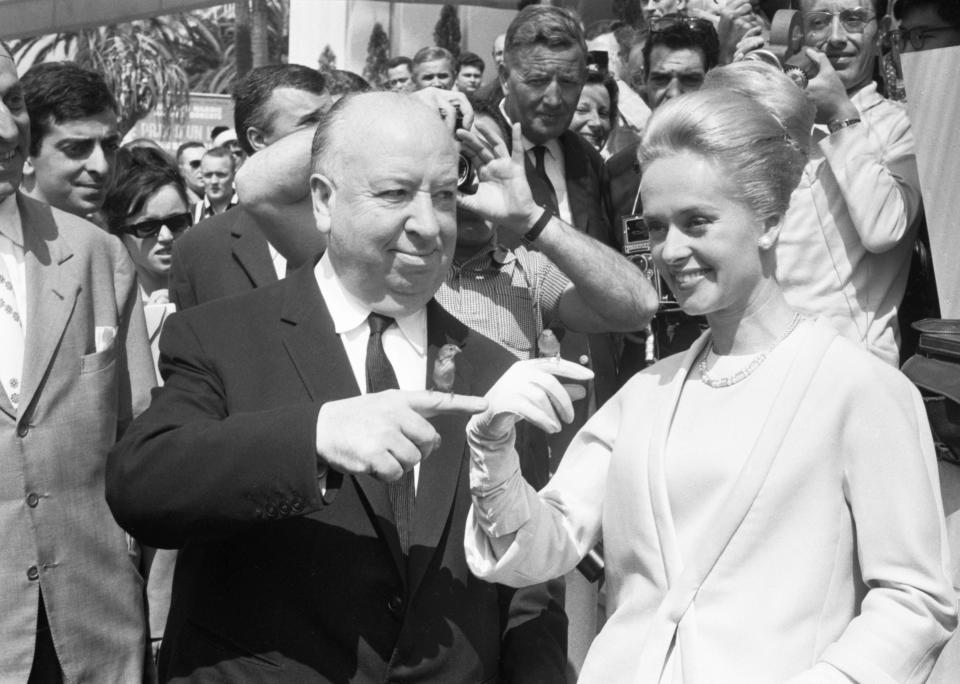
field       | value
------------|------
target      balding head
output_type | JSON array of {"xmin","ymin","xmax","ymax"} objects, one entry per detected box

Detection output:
[{"xmin": 309, "ymin": 92, "xmax": 459, "ymax": 316}]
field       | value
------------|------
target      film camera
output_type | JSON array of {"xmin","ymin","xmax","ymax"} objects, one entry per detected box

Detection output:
[
  {"xmin": 742, "ymin": 9, "xmax": 819, "ymax": 88},
  {"xmin": 621, "ymin": 215, "xmax": 679, "ymax": 311},
  {"xmin": 453, "ymin": 104, "xmax": 478, "ymax": 195}
]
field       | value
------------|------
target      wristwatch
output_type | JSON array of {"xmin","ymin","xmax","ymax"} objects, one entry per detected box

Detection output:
[
  {"xmin": 522, "ymin": 206, "xmax": 554, "ymax": 245},
  {"xmin": 827, "ymin": 117, "xmax": 861, "ymax": 134}
]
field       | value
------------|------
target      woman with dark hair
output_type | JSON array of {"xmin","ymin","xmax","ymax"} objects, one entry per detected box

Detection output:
[
  {"xmin": 103, "ymin": 147, "xmax": 192, "ymax": 304},
  {"xmin": 570, "ymin": 68, "xmax": 619, "ymax": 156},
  {"xmin": 462, "ymin": 84, "xmax": 956, "ymax": 681},
  {"xmin": 102, "ymin": 145, "xmax": 191, "ymax": 659}
]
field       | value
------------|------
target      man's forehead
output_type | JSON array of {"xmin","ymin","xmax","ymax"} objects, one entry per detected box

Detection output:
[
  {"xmin": 650, "ymin": 47, "xmax": 706, "ymax": 72},
  {"xmin": 47, "ymin": 112, "xmax": 119, "ymax": 138},
  {"xmin": 801, "ymin": 0, "xmax": 866, "ymax": 12},
  {"xmin": 511, "ymin": 46, "xmax": 585, "ymax": 74}
]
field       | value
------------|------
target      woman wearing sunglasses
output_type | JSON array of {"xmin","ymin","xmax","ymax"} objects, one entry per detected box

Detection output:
[
  {"xmin": 103, "ymin": 147, "xmax": 193, "ymax": 306},
  {"xmin": 102, "ymin": 145, "xmax": 193, "ymax": 662}
]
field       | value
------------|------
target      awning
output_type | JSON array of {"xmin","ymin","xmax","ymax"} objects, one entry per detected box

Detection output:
[{"xmin": 0, "ymin": 0, "xmax": 224, "ymax": 40}]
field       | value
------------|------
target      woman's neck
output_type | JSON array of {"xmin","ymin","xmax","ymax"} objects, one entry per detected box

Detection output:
[
  {"xmin": 706, "ymin": 285, "xmax": 798, "ymax": 356},
  {"xmin": 137, "ymin": 269, "xmax": 167, "ymax": 297}
]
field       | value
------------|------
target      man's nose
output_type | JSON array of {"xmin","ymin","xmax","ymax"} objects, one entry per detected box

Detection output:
[
  {"xmin": 827, "ymin": 15, "xmax": 848, "ymax": 45},
  {"xmin": 157, "ymin": 224, "xmax": 175, "ymax": 243},
  {"xmin": 85, "ymin": 142, "xmax": 112, "ymax": 177},
  {"xmin": 542, "ymin": 79, "xmax": 562, "ymax": 106},
  {"xmin": 666, "ymin": 77, "xmax": 683, "ymax": 101},
  {"xmin": 0, "ymin": 109, "xmax": 19, "ymax": 145},
  {"xmin": 406, "ymin": 191, "xmax": 441, "ymax": 238}
]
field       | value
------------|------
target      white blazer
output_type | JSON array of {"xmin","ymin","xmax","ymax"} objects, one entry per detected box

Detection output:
[{"xmin": 466, "ymin": 322, "xmax": 957, "ymax": 683}]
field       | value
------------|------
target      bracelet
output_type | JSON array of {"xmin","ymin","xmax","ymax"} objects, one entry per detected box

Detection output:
[
  {"xmin": 522, "ymin": 206, "xmax": 554, "ymax": 245},
  {"xmin": 827, "ymin": 117, "xmax": 861, "ymax": 134}
]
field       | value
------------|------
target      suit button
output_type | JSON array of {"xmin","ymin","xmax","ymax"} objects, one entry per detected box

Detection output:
[
  {"xmin": 387, "ymin": 595, "xmax": 404, "ymax": 616},
  {"xmin": 291, "ymin": 497, "xmax": 304, "ymax": 512},
  {"xmin": 278, "ymin": 501, "xmax": 291, "ymax": 516},
  {"xmin": 16, "ymin": 423, "xmax": 28, "ymax": 438},
  {"xmin": 26, "ymin": 493, "xmax": 39, "ymax": 508},
  {"xmin": 265, "ymin": 504, "xmax": 278, "ymax": 518},
  {"xmin": 27, "ymin": 565, "xmax": 39, "ymax": 581}
]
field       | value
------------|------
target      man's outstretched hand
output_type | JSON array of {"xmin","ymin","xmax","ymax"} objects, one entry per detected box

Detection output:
[{"xmin": 316, "ymin": 390, "xmax": 487, "ymax": 481}]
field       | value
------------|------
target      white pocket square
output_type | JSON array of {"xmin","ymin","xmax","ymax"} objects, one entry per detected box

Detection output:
[{"xmin": 95, "ymin": 326, "xmax": 117, "ymax": 353}]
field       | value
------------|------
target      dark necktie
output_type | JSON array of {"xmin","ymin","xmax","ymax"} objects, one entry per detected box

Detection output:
[
  {"xmin": 366, "ymin": 313, "xmax": 414, "ymax": 553},
  {"xmin": 530, "ymin": 145, "xmax": 559, "ymax": 214}
]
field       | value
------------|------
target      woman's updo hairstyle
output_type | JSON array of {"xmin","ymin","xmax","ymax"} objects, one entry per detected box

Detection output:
[{"xmin": 638, "ymin": 87, "xmax": 807, "ymax": 222}]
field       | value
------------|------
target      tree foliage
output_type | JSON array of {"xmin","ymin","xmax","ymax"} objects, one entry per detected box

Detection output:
[
  {"xmin": 433, "ymin": 4, "xmax": 461, "ymax": 58},
  {"xmin": 363, "ymin": 23, "xmax": 390, "ymax": 87}
]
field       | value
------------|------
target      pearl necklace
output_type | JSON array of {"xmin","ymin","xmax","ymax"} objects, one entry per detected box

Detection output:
[{"xmin": 698, "ymin": 314, "xmax": 803, "ymax": 388}]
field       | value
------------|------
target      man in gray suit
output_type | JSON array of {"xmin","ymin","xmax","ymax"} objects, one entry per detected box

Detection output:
[{"xmin": 0, "ymin": 43, "xmax": 155, "ymax": 683}]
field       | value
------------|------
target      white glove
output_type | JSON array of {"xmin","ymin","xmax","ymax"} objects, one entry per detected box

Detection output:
[{"xmin": 467, "ymin": 358, "xmax": 594, "ymax": 446}]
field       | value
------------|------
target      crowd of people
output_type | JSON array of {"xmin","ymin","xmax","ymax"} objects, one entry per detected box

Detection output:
[{"xmin": 1, "ymin": 0, "xmax": 959, "ymax": 682}]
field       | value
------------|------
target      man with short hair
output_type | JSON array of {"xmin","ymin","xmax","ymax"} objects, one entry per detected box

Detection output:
[
  {"xmin": 107, "ymin": 91, "xmax": 566, "ymax": 683},
  {"xmin": 385, "ymin": 56, "xmax": 415, "ymax": 93},
  {"xmin": 175, "ymin": 141, "xmax": 205, "ymax": 207},
  {"xmin": 772, "ymin": 0, "xmax": 924, "ymax": 365},
  {"xmin": 193, "ymin": 146, "xmax": 237, "ymax": 223},
  {"xmin": 607, "ymin": 19, "xmax": 719, "ymax": 219},
  {"xmin": 605, "ymin": 18, "xmax": 720, "ymax": 375},
  {"xmin": 454, "ymin": 51, "xmax": 485, "ymax": 95},
  {"xmin": 412, "ymin": 46, "xmax": 455, "ymax": 90},
  {"xmin": 20, "ymin": 62, "xmax": 120, "ymax": 219},
  {"xmin": 171, "ymin": 64, "xmax": 330, "ymax": 311},
  {"xmin": 0, "ymin": 42, "xmax": 154, "ymax": 683}
]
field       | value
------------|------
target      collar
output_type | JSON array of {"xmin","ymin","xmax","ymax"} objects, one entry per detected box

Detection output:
[
  {"xmin": 202, "ymin": 191, "xmax": 239, "ymax": 211},
  {"xmin": 315, "ymin": 252, "xmax": 426, "ymax": 355},
  {"xmin": 498, "ymin": 99, "xmax": 563, "ymax": 160},
  {"xmin": 0, "ymin": 193, "xmax": 23, "ymax": 247},
  {"xmin": 456, "ymin": 241, "xmax": 515, "ymax": 269}
]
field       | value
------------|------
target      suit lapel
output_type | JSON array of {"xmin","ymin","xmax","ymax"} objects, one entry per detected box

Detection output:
[
  {"xmin": 558, "ymin": 131, "xmax": 592, "ymax": 236},
  {"xmin": 408, "ymin": 302, "xmax": 475, "ymax": 596},
  {"xmin": 279, "ymin": 264, "xmax": 405, "ymax": 580},
  {"xmin": 231, "ymin": 210, "xmax": 279, "ymax": 288},
  {"xmin": 18, "ymin": 196, "xmax": 80, "ymax": 419}
]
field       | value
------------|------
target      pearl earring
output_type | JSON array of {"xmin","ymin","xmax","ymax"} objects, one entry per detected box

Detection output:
[{"xmin": 758, "ymin": 237, "xmax": 772, "ymax": 249}]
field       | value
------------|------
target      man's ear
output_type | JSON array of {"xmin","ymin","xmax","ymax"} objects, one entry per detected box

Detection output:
[
  {"xmin": 676, "ymin": 0, "xmax": 689, "ymax": 12},
  {"xmin": 498, "ymin": 63, "xmax": 510, "ymax": 98},
  {"xmin": 247, "ymin": 126, "xmax": 267, "ymax": 153},
  {"xmin": 310, "ymin": 173, "xmax": 335, "ymax": 235}
]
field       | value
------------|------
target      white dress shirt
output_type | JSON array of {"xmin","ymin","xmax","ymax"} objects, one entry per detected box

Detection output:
[
  {"xmin": 0, "ymin": 193, "xmax": 26, "ymax": 330},
  {"xmin": 315, "ymin": 252, "xmax": 427, "ymax": 489},
  {"xmin": 499, "ymin": 100, "xmax": 573, "ymax": 225}
]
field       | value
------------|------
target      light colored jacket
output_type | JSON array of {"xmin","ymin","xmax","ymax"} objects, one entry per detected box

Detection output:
[
  {"xmin": 0, "ymin": 194, "xmax": 154, "ymax": 682},
  {"xmin": 467, "ymin": 322, "xmax": 956, "ymax": 683}
]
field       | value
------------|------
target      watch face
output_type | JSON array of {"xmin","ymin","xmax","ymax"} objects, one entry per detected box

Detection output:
[{"xmin": 828, "ymin": 118, "xmax": 861, "ymax": 134}]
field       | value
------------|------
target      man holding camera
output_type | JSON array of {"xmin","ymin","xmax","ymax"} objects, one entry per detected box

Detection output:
[{"xmin": 774, "ymin": 0, "xmax": 922, "ymax": 365}]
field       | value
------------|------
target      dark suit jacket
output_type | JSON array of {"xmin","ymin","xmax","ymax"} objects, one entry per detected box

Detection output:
[
  {"xmin": 170, "ymin": 206, "xmax": 278, "ymax": 311},
  {"xmin": 106, "ymin": 264, "xmax": 566, "ymax": 683},
  {"xmin": 523, "ymin": 130, "xmax": 620, "ymax": 423}
]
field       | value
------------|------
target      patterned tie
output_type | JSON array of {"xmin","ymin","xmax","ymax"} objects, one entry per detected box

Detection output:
[
  {"xmin": 530, "ymin": 145, "xmax": 559, "ymax": 214},
  {"xmin": 0, "ymin": 240, "xmax": 23, "ymax": 410},
  {"xmin": 366, "ymin": 313, "xmax": 415, "ymax": 554}
]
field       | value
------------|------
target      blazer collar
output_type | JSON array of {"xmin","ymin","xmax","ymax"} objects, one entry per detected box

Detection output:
[
  {"xmin": 16, "ymin": 194, "xmax": 79, "ymax": 420},
  {"xmin": 230, "ymin": 208, "xmax": 278, "ymax": 288}
]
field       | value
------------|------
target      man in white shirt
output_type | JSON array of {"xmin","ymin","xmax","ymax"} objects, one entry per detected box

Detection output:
[
  {"xmin": 107, "ymin": 91, "xmax": 568, "ymax": 683},
  {"xmin": 774, "ymin": 0, "xmax": 923, "ymax": 365},
  {"xmin": 0, "ymin": 42, "xmax": 155, "ymax": 683}
]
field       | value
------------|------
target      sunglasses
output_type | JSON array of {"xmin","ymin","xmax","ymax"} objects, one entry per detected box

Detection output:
[
  {"xmin": 650, "ymin": 14, "xmax": 717, "ymax": 35},
  {"xmin": 888, "ymin": 25, "xmax": 956, "ymax": 51},
  {"xmin": 122, "ymin": 212, "xmax": 193, "ymax": 239},
  {"xmin": 803, "ymin": 8, "xmax": 875, "ymax": 35}
]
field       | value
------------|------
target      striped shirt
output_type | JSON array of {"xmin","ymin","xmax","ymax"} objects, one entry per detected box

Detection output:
[{"xmin": 436, "ymin": 242, "xmax": 569, "ymax": 360}]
